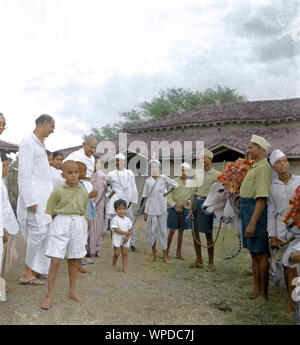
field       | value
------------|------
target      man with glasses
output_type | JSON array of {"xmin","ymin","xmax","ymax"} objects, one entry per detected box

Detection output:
[{"xmin": 18, "ymin": 114, "xmax": 55, "ymax": 285}]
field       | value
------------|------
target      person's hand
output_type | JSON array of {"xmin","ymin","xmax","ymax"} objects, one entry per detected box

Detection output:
[
  {"xmin": 269, "ymin": 237, "xmax": 284, "ymax": 248},
  {"xmin": 51, "ymin": 214, "xmax": 56, "ymax": 220},
  {"xmin": 28, "ymin": 205, "xmax": 37, "ymax": 214},
  {"xmin": 163, "ymin": 192, "xmax": 168, "ymax": 197},
  {"xmin": 189, "ymin": 208, "xmax": 195, "ymax": 219},
  {"xmin": 174, "ymin": 205, "xmax": 183, "ymax": 213},
  {"xmin": 3, "ymin": 229, "xmax": 8, "ymax": 243},
  {"xmin": 144, "ymin": 213, "xmax": 148, "ymax": 222},
  {"xmin": 109, "ymin": 191, "xmax": 115, "ymax": 198},
  {"xmin": 123, "ymin": 236, "xmax": 130, "ymax": 244},
  {"xmin": 89, "ymin": 190, "xmax": 98, "ymax": 199},
  {"xmin": 245, "ymin": 223, "xmax": 256, "ymax": 238}
]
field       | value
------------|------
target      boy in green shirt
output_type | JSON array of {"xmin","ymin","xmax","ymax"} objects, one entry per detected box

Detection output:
[{"xmin": 41, "ymin": 160, "xmax": 89, "ymax": 310}]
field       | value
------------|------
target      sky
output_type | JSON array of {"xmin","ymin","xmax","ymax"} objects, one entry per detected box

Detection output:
[{"xmin": 0, "ymin": 0, "xmax": 299, "ymax": 151}]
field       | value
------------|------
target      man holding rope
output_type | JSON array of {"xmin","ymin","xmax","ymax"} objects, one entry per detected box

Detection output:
[
  {"xmin": 267, "ymin": 149, "xmax": 300, "ymax": 313},
  {"xmin": 239, "ymin": 135, "xmax": 272, "ymax": 301},
  {"xmin": 189, "ymin": 149, "xmax": 221, "ymax": 272}
]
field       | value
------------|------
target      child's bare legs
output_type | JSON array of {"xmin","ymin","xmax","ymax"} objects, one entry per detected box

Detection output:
[
  {"xmin": 166, "ymin": 229, "xmax": 175, "ymax": 258},
  {"xmin": 68, "ymin": 259, "xmax": 84, "ymax": 303},
  {"xmin": 163, "ymin": 249, "xmax": 170, "ymax": 264},
  {"xmin": 148, "ymin": 241, "xmax": 157, "ymax": 262},
  {"xmin": 41, "ymin": 258, "xmax": 60, "ymax": 310},
  {"xmin": 121, "ymin": 246, "xmax": 128, "ymax": 273},
  {"xmin": 113, "ymin": 247, "xmax": 120, "ymax": 270},
  {"xmin": 176, "ymin": 229, "xmax": 186, "ymax": 260}
]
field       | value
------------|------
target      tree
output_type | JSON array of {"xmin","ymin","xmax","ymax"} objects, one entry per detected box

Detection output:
[{"xmin": 92, "ymin": 85, "xmax": 247, "ymax": 140}]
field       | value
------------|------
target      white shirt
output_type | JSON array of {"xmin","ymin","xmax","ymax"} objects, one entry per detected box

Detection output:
[
  {"xmin": 17, "ymin": 132, "xmax": 53, "ymax": 230},
  {"xmin": 0, "ymin": 156, "xmax": 2, "ymax": 237},
  {"xmin": 2, "ymin": 179, "xmax": 19, "ymax": 235},
  {"xmin": 267, "ymin": 174, "xmax": 300, "ymax": 241},
  {"xmin": 64, "ymin": 148, "xmax": 95, "ymax": 178},
  {"xmin": 50, "ymin": 166, "xmax": 65, "ymax": 190},
  {"xmin": 106, "ymin": 169, "xmax": 138, "ymax": 214},
  {"xmin": 142, "ymin": 175, "xmax": 178, "ymax": 216},
  {"xmin": 111, "ymin": 214, "xmax": 133, "ymax": 242}
]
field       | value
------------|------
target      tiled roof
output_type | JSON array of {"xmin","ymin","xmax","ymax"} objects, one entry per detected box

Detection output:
[
  {"xmin": 0, "ymin": 140, "xmax": 18, "ymax": 152},
  {"xmin": 97, "ymin": 127, "xmax": 300, "ymax": 159},
  {"xmin": 57, "ymin": 145, "xmax": 82, "ymax": 159},
  {"xmin": 127, "ymin": 98, "xmax": 300, "ymax": 132}
]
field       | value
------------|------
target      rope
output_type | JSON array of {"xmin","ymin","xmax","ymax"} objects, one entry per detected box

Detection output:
[{"xmin": 271, "ymin": 236, "xmax": 296, "ymax": 262}]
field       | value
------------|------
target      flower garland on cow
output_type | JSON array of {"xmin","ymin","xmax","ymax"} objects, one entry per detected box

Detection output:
[{"xmin": 217, "ymin": 158, "xmax": 254, "ymax": 259}]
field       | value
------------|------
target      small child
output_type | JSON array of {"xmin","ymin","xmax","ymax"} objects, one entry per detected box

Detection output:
[
  {"xmin": 111, "ymin": 199, "xmax": 133, "ymax": 273},
  {"xmin": 50, "ymin": 151, "xmax": 65, "ymax": 190},
  {"xmin": 41, "ymin": 160, "xmax": 89, "ymax": 310},
  {"xmin": 76, "ymin": 161, "xmax": 98, "ymax": 270},
  {"xmin": 1, "ymin": 154, "xmax": 19, "ymax": 293}
]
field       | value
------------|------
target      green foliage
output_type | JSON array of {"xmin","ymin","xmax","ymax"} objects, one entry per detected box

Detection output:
[{"xmin": 92, "ymin": 85, "xmax": 247, "ymax": 140}]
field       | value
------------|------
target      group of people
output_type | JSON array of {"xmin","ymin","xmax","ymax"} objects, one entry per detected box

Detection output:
[{"xmin": 0, "ymin": 113, "xmax": 300, "ymax": 316}]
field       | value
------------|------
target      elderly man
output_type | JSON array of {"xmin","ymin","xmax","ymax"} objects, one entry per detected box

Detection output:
[
  {"xmin": 64, "ymin": 134, "xmax": 97, "ymax": 178},
  {"xmin": 106, "ymin": 153, "xmax": 138, "ymax": 251},
  {"xmin": 0, "ymin": 113, "xmax": 7, "ymax": 277},
  {"xmin": 267, "ymin": 149, "xmax": 300, "ymax": 313},
  {"xmin": 18, "ymin": 114, "xmax": 55, "ymax": 285},
  {"xmin": 189, "ymin": 149, "xmax": 221, "ymax": 272},
  {"xmin": 239, "ymin": 135, "xmax": 273, "ymax": 301}
]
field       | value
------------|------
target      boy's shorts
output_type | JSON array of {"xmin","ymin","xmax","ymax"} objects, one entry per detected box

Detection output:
[
  {"xmin": 46, "ymin": 215, "xmax": 87, "ymax": 259},
  {"xmin": 112, "ymin": 233, "xmax": 130, "ymax": 248}
]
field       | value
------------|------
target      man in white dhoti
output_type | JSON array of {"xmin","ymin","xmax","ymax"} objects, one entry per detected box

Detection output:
[
  {"xmin": 18, "ymin": 115, "xmax": 55, "ymax": 285},
  {"xmin": 143, "ymin": 159, "xmax": 178, "ymax": 264},
  {"xmin": 106, "ymin": 153, "xmax": 138, "ymax": 251},
  {"xmin": 267, "ymin": 149, "xmax": 300, "ymax": 313},
  {"xmin": 64, "ymin": 134, "xmax": 97, "ymax": 178}
]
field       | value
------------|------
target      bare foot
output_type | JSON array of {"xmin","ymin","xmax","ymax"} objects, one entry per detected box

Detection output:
[
  {"xmin": 148, "ymin": 256, "xmax": 157, "ymax": 263},
  {"xmin": 40, "ymin": 297, "xmax": 52, "ymax": 310},
  {"xmin": 164, "ymin": 257, "xmax": 171, "ymax": 264},
  {"xmin": 123, "ymin": 269, "xmax": 128, "ymax": 274},
  {"xmin": 78, "ymin": 266, "xmax": 90, "ymax": 273},
  {"xmin": 70, "ymin": 294, "xmax": 84, "ymax": 303},
  {"xmin": 259, "ymin": 295, "xmax": 268, "ymax": 302},
  {"xmin": 112, "ymin": 265, "xmax": 117, "ymax": 271},
  {"xmin": 6, "ymin": 286, "xmax": 10, "ymax": 293},
  {"xmin": 286, "ymin": 302, "xmax": 296, "ymax": 314},
  {"xmin": 175, "ymin": 255, "xmax": 187, "ymax": 261},
  {"xmin": 76, "ymin": 272, "xmax": 86, "ymax": 279}
]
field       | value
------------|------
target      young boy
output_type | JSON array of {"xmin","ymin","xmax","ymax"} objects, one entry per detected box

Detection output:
[
  {"xmin": 111, "ymin": 199, "xmax": 133, "ymax": 273},
  {"xmin": 40, "ymin": 160, "xmax": 89, "ymax": 310}
]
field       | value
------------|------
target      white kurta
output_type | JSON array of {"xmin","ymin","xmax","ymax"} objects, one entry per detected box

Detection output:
[
  {"xmin": 17, "ymin": 132, "xmax": 53, "ymax": 274},
  {"xmin": 64, "ymin": 148, "xmax": 95, "ymax": 178},
  {"xmin": 50, "ymin": 166, "xmax": 65, "ymax": 190},
  {"xmin": 0, "ymin": 156, "xmax": 3, "ymax": 276},
  {"xmin": 105, "ymin": 169, "xmax": 138, "ymax": 215},
  {"xmin": 142, "ymin": 175, "xmax": 178, "ymax": 249}
]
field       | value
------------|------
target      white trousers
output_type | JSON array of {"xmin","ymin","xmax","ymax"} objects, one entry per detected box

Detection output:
[{"xmin": 25, "ymin": 212, "xmax": 51, "ymax": 275}]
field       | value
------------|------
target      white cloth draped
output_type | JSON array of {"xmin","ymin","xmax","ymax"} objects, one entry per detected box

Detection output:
[
  {"xmin": 17, "ymin": 132, "xmax": 53, "ymax": 274},
  {"xmin": 2, "ymin": 180, "xmax": 19, "ymax": 235},
  {"xmin": 64, "ymin": 148, "xmax": 95, "ymax": 178},
  {"xmin": 105, "ymin": 169, "xmax": 138, "ymax": 216}
]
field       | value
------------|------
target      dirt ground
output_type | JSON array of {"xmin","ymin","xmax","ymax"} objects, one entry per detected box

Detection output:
[{"xmin": 0, "ymin": 218, "xmax": 296, "ymax": 325}]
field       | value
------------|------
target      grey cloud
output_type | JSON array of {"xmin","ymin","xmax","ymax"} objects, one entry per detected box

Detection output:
[{"xmin": 254, "ymin": 34, "xmax": 300, "ymax": 62}]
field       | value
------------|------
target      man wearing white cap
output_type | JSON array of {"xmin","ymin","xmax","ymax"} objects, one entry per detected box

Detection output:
[
  {"xmin": 105, "ymin": 153, "xmax": 138, "ymax": 251},
  {"xmin": 64, "ymin": 134, "xmax": 97, "ymax": 179},
  {"xmin": 166, "ymin": 162, "xmax": 193, "ymax": 261},
  {"xmin": 189, "ymin": 148, "xmax": 221, "ymax": 272},
  {"xmin": 239, "ymin": 134, "xmax": 272, "ymax": 301},
  {"xmin": 267, "ymin": 149, "xmax": 300, "ymax": 313}
]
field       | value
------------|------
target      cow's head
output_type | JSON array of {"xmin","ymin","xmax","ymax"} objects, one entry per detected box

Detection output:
[{"xmin": 201, "ymin": 182, "xmax": 227, "ymax": 220}]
